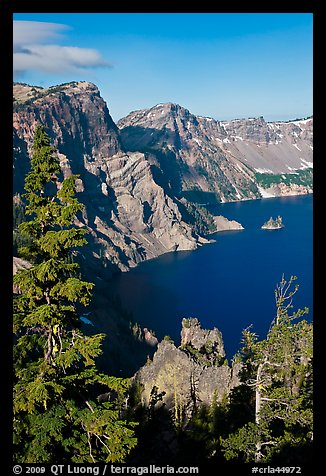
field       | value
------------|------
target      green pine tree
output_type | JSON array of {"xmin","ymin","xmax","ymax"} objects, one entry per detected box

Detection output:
[
  {"xmin": 13, "ymin": 125, "xmax": 137, "ymax": 463},
  {"xmin": 13, "ymin": 194, "xmax": 33, "ymax": 256},
  {"xmin": 220, "ymin": 275, "xmax": 313, "ymax": 463}
]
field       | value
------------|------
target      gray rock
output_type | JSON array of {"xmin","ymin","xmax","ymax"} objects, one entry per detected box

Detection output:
[
  {"xmin": 118, "ymin": 104, "xmax": 313, "ymax": 202},
  {"xmin": 13, "ymin": 82, "xmax": 202, "ymax": 274},
  {"xmin": 13, "ymin": 82, "xmax": 313, "ymax": 276},
  {"xmin": 133, "ymin": 319, "xmax": 241, "ymax": 419},
  {"xmin": 180, "ymin": 317, "xmax": 226, "ymax": 363},
  {"xmin": 213, "ymin": 215, "xmax": 244, "ymax": 231}
]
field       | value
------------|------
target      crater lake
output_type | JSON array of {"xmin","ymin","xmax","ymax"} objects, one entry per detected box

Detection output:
[{"xmin": 107, "ymin": 194, "xmax": 313, "ymax": 361}]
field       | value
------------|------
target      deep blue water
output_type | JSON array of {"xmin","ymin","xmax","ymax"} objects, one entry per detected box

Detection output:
[{"xmin": 109, "ymin": 194, "xmax": 313, "ymax": 360}]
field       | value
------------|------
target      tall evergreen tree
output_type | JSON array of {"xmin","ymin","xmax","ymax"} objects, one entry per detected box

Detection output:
[
  {"xmin": 220, "ymin": 275, "xmax": 313, "ymax": 463},
  {"xmin": 13, "ymin": 125, "xmax": 137, "ymax": 463}
]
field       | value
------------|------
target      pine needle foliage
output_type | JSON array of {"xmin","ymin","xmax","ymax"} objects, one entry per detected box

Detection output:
[
  {"xmin": 13, "ymin": 125, "xmax": 137, "ymax": 463},
  {"xmin": 220, "ymin": 275, "xmax": 313, "ymax": 463}
]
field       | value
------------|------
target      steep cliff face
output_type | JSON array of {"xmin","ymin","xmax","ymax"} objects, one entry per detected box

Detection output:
[
  {"xmin": 118, "ymin": 103, "xmax": 259, "ymax": 203},
  {"xmin": 221, "ymin": 116, "xmax": 313, "ymax": 175},
  {"xmin": 13, "ymin": 82, "xmax": 312, "ymax": 273},
  {"xmin": 133, "ymin": 318, "xmax": 241, "ymax": 416},
  {"xmin": 13, "ymin": 82, "xmax": 204, "ymax": 273},
  {"xmin": 118, "ymin": 104, "xmax": 313, "ymax": 202},
  {"xmin": 221, "ymin": 116, "xmax": 313, "ymax": 197}
]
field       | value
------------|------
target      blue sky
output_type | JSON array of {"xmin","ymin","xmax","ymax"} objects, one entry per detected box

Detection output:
[{"xmin": 13, "ymin": 13, "xmax": 313, "ymax": 122}]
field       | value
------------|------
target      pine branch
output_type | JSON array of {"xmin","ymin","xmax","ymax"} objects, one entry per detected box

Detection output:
[
  {"xmin": 94, "ymin": 433, "xmax": 111, "ymax": 455},
  {"xmin": 85, "ymin": 400, "xmax": 95, "ymax": 414},
  {"xmin": 260, "ymin": 398, "xmax": 290, "ymax": 407},
  {"xmin": 87, "ymin": 432, "xmax": 96, "ymax": 463}
]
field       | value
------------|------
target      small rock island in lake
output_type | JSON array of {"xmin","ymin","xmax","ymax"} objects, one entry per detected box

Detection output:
[{"xmin": 261, "ymin": 215, "xmax": 284, "ymax": 230}]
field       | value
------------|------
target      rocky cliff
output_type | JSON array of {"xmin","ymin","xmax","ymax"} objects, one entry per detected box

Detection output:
[
  {"xmin": 133, "ymin": 318, "xmax": 241, "ymax": 418},
  {"xmin": 118, "ymin": 104, "xmax": 313, "ymax": 203},
  {"xmin": 13, "ymin": 82, "xmax": 312, "ymax": 274},
  {"xmin": 13, "ymin": 82, "xmax": 208, "ymax": 274}
]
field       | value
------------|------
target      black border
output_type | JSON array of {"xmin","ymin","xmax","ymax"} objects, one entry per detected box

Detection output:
[{"xmin": 3, "ymin": 3, "xmax": 320, "ymax": 474}]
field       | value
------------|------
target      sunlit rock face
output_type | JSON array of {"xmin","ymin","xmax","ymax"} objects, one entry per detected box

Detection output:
[
  {"xmin": 13, "ymin": 82, "xmax": 312, "ymax": 275},
  {"xmin": 133, "ymin": 318, "xmax": 241, "ymax": 416},
  {"xmin": 13, "ymin": 82, "xmax": 202, "ymax": 275},
  {"xmin": 118, "ymin": 104, "xmax": 313, "ymax": 202}
]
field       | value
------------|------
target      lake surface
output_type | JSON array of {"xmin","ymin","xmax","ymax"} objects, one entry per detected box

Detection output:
[{"xmin": 108, "ymin": 194, "xmax": 313, "ymax": 360}]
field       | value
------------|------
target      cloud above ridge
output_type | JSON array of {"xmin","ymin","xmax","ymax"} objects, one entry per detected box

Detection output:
[{"xmin": 13, "ymin": 21, "xmax": 110, "ymax": 76}]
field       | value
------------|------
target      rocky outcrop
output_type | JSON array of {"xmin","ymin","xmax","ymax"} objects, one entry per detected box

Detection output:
[
  {"xmin": 180, "ymin": 317, "xmax": 226, "ymax": 363},
  {"xmin": 118, "ymin": 103, "xmax": 260, "ymax": 203},
  {"xmin": 133, "ymin": 319, "xmax": 241, "ymax": 417},
  {"xmin": 13, "ymin": 82, "xmax": 206, "ymax": 274},
  {"xmin": 118, "ymin": 104, "xmax": 313, "ymax": 202},
  {"xmin": 143, "ymin": 328, "xmax": 159, "ymax": 346},
  {"xmin": 261, "ymin": 216, "xmax": 284, "ymax": 230},
  {"xmin": 13, "ymin": 82, "xmax": 312, "ymax": 274},
  {"xmin": 213, "ymin": 215, "xmax": 244, "ymax": 232}
]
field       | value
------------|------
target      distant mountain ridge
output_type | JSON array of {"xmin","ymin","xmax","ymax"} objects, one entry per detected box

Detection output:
[
  {"xmin": 118, "ymin": 103, "xmax": 313, "ymax": 203},
  {"xmin": 13, "ymin": 81, "xmax": 313, "ymax": 273}
]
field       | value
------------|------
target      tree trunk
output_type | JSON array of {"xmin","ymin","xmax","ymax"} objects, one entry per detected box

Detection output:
[
  {"xmin": 44, "ymin": 329, "xmax": 53, "ymax": 362},
  {"xmin": 255, "ymin": 362, "xmax": 263, "ymax": 462}
]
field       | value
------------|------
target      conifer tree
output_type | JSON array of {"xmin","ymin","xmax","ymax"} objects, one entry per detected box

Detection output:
[
  {"xmin": 220, "ymin": 275, "xmax": 313, "ymax": 463},
  {"xmin": 13, "ymin": 125, "xmax": 137, "ymax": 463}
]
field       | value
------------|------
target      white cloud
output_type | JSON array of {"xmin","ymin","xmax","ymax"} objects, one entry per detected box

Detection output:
[
  {"xmin": 13, "ymin": 21, "xmax": 69, "ymax": 47},
  {"xmin": 13, "ymin": 20, "xmax": 110, "ymax": 76}
]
